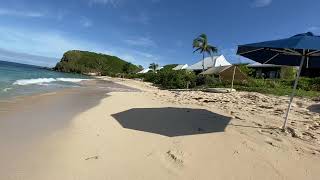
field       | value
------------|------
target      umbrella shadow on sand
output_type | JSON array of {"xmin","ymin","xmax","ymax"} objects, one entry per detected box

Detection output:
[
  {"xmin": 308, "ymin": 104, "xmax": 320, "ymax": 113},
  {"xmin": 111, "ymin": 107, "xmax": 231, "ymax": 137}
]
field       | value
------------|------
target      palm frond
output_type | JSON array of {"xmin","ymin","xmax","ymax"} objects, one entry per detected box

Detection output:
[
  {"xmin": 193, "ymin": 47, "xmax": 202, "ymax": 53},
  {"xmin": 206, "ymin": 50, "xmax": 212, "ymax": 56},
  {"xmin": 207, "ymin": 45, "xmax": 218, "ymax": 54},
  {"xmin": 193, "ymin": 33, "xmax": 218, "ymax": 60},
  {"xmin": 199, "ymin": 34, "xmax": 207, "ymax": 40},
  {"xmin": 192, "ymin": 40, "xmax": 200, "ymax": 48}
]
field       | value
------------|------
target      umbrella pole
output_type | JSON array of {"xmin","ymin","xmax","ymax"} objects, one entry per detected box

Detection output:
[
  {"xmin": 282, "ymin": 56, "xmax": 305, "ymax": 129},
  {"xmin": 231, "ymin": 66, "xmax": 236, "ymax": 90}
]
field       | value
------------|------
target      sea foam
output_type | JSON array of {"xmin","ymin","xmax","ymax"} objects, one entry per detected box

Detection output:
[
  {"xmin": 13, "ymin": 78, "xmax": 89, "ymax": 85},
  {"xmin": 2, "ymin": 88, "xmax": 12, "ymax": 92}
]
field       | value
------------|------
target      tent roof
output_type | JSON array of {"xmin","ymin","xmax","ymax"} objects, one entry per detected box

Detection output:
[
  {"xmin": 173, "ymin": 64, "xmax": 188, "ymax": 70},
  {"xmin": 137, "ymin": 68, "xmax": 151, "ymax": 73},
  {"xmin": 187, "ymin": 55, "xmax": 231, "ymax": 70},
  {"xmin": 201, "ymin": 65, "xmax": 232, "ymax": 75},
  {"xmin": 201, "ymin": 65, "xmax": 248, "ymax": 81}
]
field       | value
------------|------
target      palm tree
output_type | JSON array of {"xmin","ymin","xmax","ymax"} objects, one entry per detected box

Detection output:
[
  {"xmin": 193, "ymin": 34, "xmax": 218, "ymax": 72},
  {"xmin": 149, "ymin": 63, "xmax": 159, "ymax": 72}
]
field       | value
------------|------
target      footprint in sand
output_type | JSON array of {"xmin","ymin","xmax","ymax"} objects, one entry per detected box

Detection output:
[
  {"xmin": 241, "ymin": 140, "xmax": 256, "ymax": 152},
  {"xmin": 166, "ymin": 150, "xmax": 184, "ymax": 166},
  {"xmin": 150, "ymin": 149, "xmax": 187, "ymax": 175},
  {"xmin": 265, "ymin": 137, "xmax": 282, "ymax": 148}
]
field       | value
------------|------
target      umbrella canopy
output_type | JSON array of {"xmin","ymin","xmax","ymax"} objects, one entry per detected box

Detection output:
[
  {"xmin": 237, "ymin": 32, "xmax": 320, "ymax": 68},
  {"xmin": 237, "ymin": 32, "xmax": 320, "ymax": 129}
]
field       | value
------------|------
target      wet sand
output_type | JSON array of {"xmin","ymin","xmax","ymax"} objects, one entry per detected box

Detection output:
[{"xmin": 0, "ymin": 80, "xmax": 137, "ymax": 139}]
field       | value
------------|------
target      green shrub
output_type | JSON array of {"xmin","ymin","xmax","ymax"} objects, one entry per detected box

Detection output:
[
  {"xmin": 124, "ymin": 73, "xmax": 145, "ymax": 79},
  {"xmin": 143, "ymin": 70, "xmax": 196, "ymax": 89},
  {"xmin": 298, "ymin": 77, "xmax": 320, "ymax": 91},
  {"xmin": 280, "ymin": 67, "xmax": 297, "ymax": 79},
  {"xmin": 144, "ymin": 72, "xmax": 160, "ymax": 83},
  {"xmin": 195, "ymin": 75, "xmax": 219, "ymax": 86},
  {"xmin": 128, "ymin": 66, "xmax": 319, "ymax": 97},
  {"xmin": 161, "ymin": 64, "xmax": 178, "ymax": 71},
  {"xmin": 238, "ymin": 64, "xmax": 254, "ymax": 76}
]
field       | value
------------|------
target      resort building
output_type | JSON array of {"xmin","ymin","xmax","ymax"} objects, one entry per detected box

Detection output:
[{"xmin": 247, "ymin": 63, "xmax": 283, "ymax": 79}]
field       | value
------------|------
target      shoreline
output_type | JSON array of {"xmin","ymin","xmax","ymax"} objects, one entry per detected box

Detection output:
[
  {"xmin": 1, "ymin": 77, "xmax": 320, "ymax": 179},
  {"xmin": 0, "ymin": 78, "xmax": 139, "ymax": 114}
]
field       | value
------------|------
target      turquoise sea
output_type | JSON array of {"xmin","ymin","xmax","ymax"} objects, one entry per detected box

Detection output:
[{"xmin": 0, "ymin": 60, "xmax": 90, "ymax": 99}]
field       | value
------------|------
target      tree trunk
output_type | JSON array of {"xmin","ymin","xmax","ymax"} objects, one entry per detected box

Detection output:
[
  {"xmin": 212, "ymin": 55, "xmax": 216, "ymax": 67},
  {"xmin": 202, "ymin": 53, "xmax": 205, "ymax": 72}
]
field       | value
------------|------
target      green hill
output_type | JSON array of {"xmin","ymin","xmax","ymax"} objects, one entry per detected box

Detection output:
[{"xmin": 54, "ymin": 50, "xmax": 141, "ymax": 76}]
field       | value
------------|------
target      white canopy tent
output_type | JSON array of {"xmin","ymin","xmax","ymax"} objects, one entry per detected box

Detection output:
[
  {"xmin": 137, "ymin": 68, "xmax": 152, "ymax": 74},
  {"xmin": 200, "ymin": 65, "xmax": 248, "ymax": 90},
  {"xmin": 172, "ymin": 64, "xmax": 188, "ymax": 70},
  {"xmin": 156, "ymin": 66, "xmax": 163, "ymax": 71},
  {"xmin": 187, "ymin": 55, "xmax": 231, "ymax": 71},
  {"xmin": 200, "ymin": 65, "xmax": 232, "ymax": 75}
]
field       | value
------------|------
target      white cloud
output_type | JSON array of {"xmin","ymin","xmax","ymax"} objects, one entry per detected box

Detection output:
[
  {"xmin": 133, "ymin": 51, "xmax": 155, "ymax": 58},
  {"xmin": 88, "ymin": 0, "xmax": 122, "ymax": 6},
  {"xmin": 0, "ymin": 26, "xmax": 101, "ymax": 58},
  {"xmin": 0, "ymin": 26, "xmax": 161, "ymax": 67},
  {"xmin": 80, "ymin": 17, "xmax": 93, "ymax": 27},
  {"xmin": 122, "ymin": 12, "xmax": 150, "ymax": 25},
  {"xmin": 124, "ymin": 37, "xmax": 156, "ymax": 47},
  {"xmin": 0, "ymin": 8, "xmax": 44, "ymax": 18},
  {"xmin": 88, "ymin": 0, "xmax": 158, "ymax": 7},
  {"xmin": 0, "ymin": 48, "xmax": 58, "ymax": 67},
  {"xmin": 251, "ymin": 0, "xmax": 272, "ymax": 8},
  {"xmin": 307, "ymin": 26, "xmax": 320, "ymax": 34},
  {"xmin": 56, "ymin": 10, "xmax": 68, "ymax": 21}
]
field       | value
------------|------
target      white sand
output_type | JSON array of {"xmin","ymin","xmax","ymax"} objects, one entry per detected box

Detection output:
[{"xmin": 1, "ymin": 77, "xmax": 320, "ymax": 180}]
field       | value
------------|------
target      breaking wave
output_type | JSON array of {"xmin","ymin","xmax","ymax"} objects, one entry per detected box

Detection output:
[{"xmin": 13, "ymin": 78, "xmax": 89, "ymax": 85}]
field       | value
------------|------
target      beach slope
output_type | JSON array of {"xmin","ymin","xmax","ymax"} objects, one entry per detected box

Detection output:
[{"xmin": 1, "ymin": 78, "xmax": 320, "ymax": 180}]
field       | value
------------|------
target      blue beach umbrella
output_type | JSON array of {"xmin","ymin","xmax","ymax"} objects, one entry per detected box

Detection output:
[{"xmin": 237, "ymin": 32, "xmax": 320, "ymax": 129}]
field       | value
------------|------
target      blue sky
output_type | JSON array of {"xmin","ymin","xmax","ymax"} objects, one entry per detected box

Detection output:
[{"xmin": 0, "ymin": 0, "xmax": 320, "ymax": 67}]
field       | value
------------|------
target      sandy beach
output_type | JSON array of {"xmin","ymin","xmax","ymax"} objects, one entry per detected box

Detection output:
[{"xmin": 1, "ymin": 77, "xmax": 320, "ymax": 180}]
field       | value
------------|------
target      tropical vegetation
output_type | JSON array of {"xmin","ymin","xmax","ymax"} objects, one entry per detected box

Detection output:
[
  {"xmin": 193, "ymin": 33, "xmax": 218, "ymax": 71},
  {"xmin": 149, "ymin": 63, "xmax": 159, "ymax": 72},
  {"xmin": 54, "ymin": 46, "xmax": 320, "ymax": 98},
  {"xmin": 54, "ymin": 50, "xmax": 141, "ymax": 76},
  {"xmin": 125, "ymin": 66, "xmax": 320, "ymax": 98}
]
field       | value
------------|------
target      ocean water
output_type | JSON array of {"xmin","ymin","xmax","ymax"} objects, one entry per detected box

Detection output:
[{"xmin": 0, "ymin": 60, "xmax": 91, "ymax": 99}]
